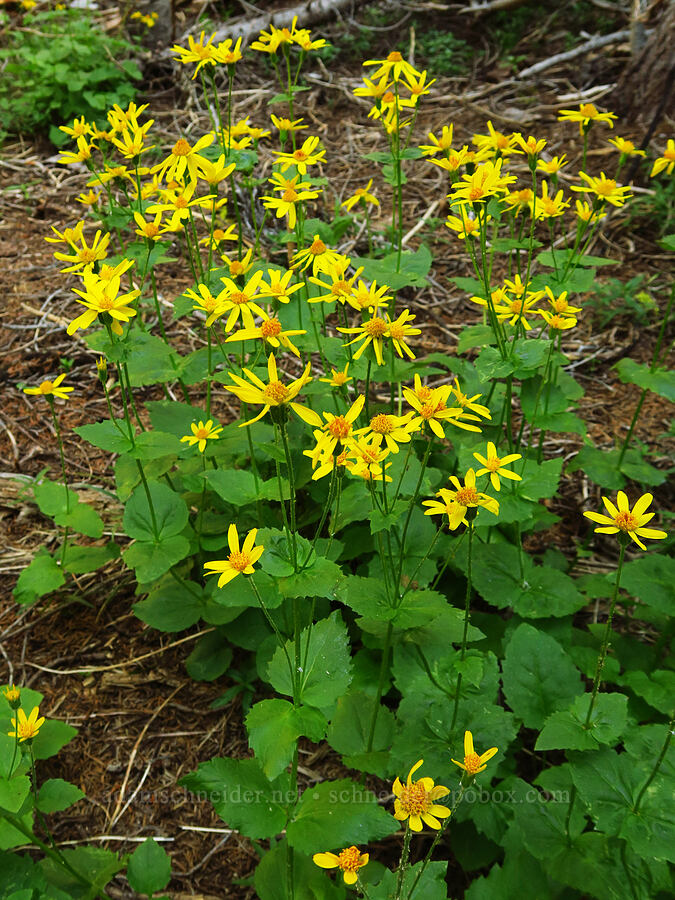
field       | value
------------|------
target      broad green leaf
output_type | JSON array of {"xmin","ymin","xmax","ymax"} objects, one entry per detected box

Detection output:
[
  {"xmin": 570, "ymin": 748, "xmax": 636, "ymax": 833},
  {"xmin": 475, "ymin": 347, "xmax": 514, "ymax": 382},
  {"xmin": 180, "ymin": 757, "xmax": 289, "ymax": 839},
  {"xmin": 54, "ymin": 502, "xmax": 104, "ymax": 538},
  {"xmin": 123, "ymin": 535, "xmax": 191, "ymax": 583},
  {"xmin": 74, "ymin": 419, "xmax": 134, "ymax": 454},
  {"xmin": 127, "ymin": 838, "xmax": 171, "ymax": 895},
  {"xmin": 537, "ymin": 249, "xmax": 619, "ymax": 268},
  {"xmin": 267, "ymin": 613, "xmax": 352, "ymax": 708},
  {"xmin": 620, "ymin": 669, "xmax": 675, "ymax": 714},
  {"xmin": 32, "ymin": 480, "xmax": 79, "ymax": 517},
  {"xmin": 0, "ymin": 776, "xmax": 30, "ymax": 813},
  {"xmin": 536, "ymin": 693, "xmax": 629, "ymax": 750},
  {"xmin": 457, "ymin": 324, "xmax": 498, "ymax": 354},
  {"xmin": 36, "ymin": 779, "xmax": 84, "ymax": 813},
  {"xmin": 185, "ymin": 631, "xmax": 232, "ymax": 682},
  {"xmin": 123, "ymin": 480, "xmax": 188, "ymax": 541},
  {"xmin": 13, "ymin": 550, "xmax": 65, "ymax": 605},
  {"xmin": 133, "ymin": 581, "xmax": 205, "ymax": 632},
  {"xmin": 114, "ymin": 453, "xmax": 175, "ymax": 502},
  {"xmin": 326, "ymin": 690, "xmax": 394, "ymax": 776},
  {"xmin": 615, "ymin": 358, "xmax": 675, "ymax": 402},
  {"xmin": 61, "ymin": 542, "xmax": 120, "ymax": 574},
  {"xmin": 286, "ymin": 779, "xmax": 398, "ymax": 854},
  {"xmin": 32, "ymin": 720, "xmax": 78, "ymax": 761},
  {"xmin": 128, "ymin": 430, "xmax": 184, "ymax": 460},
  {"xmin": 351, "ymin": 245, "xmax": 432, "ymax": 289},
  {"xmin": 203, "ymin": 468, "xmax": 259, "ymax": 507},
  {"xmin": 502, "ymin": 623, "xmax": 583, "ymax": 728},
  {"xmin": 567, "ymin": 445, "xmax": 626, "ymax": 490},
  {"xmin": 145, "ymin": 399, "xmax": 207, "ymax": 437},
  {"xmin": 620, "ymin": 447, "xmax": 667, "ymax": 486},
  {"xmin": 369, "ymin": 861, "xmax": 447, "ymax": 900},
  {"xmin": 246, "ymin": 699, "xmax": 326, "ymax": 779},
  {"xmin": 620, "ymin": 555, "xmax": 675, "ymax": 615},
  {"xmin": 276, "ymin": 556, "xmax": 344, "ymax": 600},
  {"xmin": 39, "ymin": 846, "xmax": 123, "ymax": 896}
]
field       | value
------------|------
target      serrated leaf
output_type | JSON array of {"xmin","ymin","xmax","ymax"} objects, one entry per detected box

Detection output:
[
  {"xmin": 36, "ymin": 778, "xmax": 84, "ymax": 813},
  {"xmin": 536, "ymin": 693, "xmax": 628, "ymax": 750},
  {"xmin": 74, "ymin": 419, "xmax": 134, "ymax": 454},
  {"xmin": 123, "ymin": 480, "xmax": 188, "ymax": 541},
  {"xmin": 502, "ymin": 623, "xmax": 583, "ymax": 728},
  {"xmin": 246, "ymin": 699, "xmax": 326, "ymax": 779},
  {"xmin": 615, "ymin": 358, "xmax": 675, "ymax": 402},
  {"xmin": 13, "ymin": 550, "xmax": 65, "ymax": 605}
]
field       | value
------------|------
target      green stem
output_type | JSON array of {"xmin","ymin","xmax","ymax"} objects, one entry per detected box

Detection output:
[
  {"xmin": 633, "ymin": 715, "xmax": 674, "ymax": 814},
  {"xmin": 278, "ymin": 419, "xmax": 298, "ymax": 569},
  {"xmin": 395, "ymin": 438, "xmax": 434, "ymax": 594},
  {"xmin": 405, "ymin": 784, "xmax": 466, "ymax": 900},
  {"xmin": 48, "ymin": 399, "xmax": 70, "ymax": 566},
  {"xmin": 366, "ymin": 621, "xmax": 393, "ymax": 753},
  {"xmin": 393, "ymin": 823, "xmax": 412, "ymax": 900},
  {"xmin": 451, "ymin": 519, "xmax": 474, "ymax": 731}
]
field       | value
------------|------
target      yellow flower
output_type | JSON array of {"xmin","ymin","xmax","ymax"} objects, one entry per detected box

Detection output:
[
  {"xmin": 536, "ymin": 154, "xmax": 568, "ymax": 175},
  {"xmin": 450, "ymin": 379, "xmax": 491, "ymax": 427},
  {"xmin": 257, "ymin": 268, "xmax": 303, "ymax": 305},
  {"xmin": 571, "ymin": 170, "xmax": 632, "ymax": 207},
  {"xmin": 3, "ymin": 684, "xmax": 20, "ymax": 707},
  {"xmin": 338, "ymin": 315, "xmax": 389, "ymax": 365},
  {"xmin": 225, "ymin": 312, "xmax": 306, "ymax": 357},
  {"xmin": 292, "ymin": 236, "xmax": 345, "ymax": 276},
  {"xmin": 224, "ymin": 353, "xmax": 322, "ymax": 427},
  {"xmin": 313, "ymin": 847, "xmax": 369, "ymax": 885},
  {"xmin": 544, "ymin": 286, "xmax": 582, "ymax": 316},
  {"xmin": 320, "ymin": 364, "xmax": 353, "ymax": 387},
  {"xmin": 473, "ymin": 442, "xmax": 522, "ymax": 491},
  {"xmin": 393, "ymin": 760, "xmax": 450, "ymax": 832},
  {"xmin": 214, "ymin": 269, "xmax": 266, "ymax": 331},
  {"xmin": 153, "ymin": 134, "xmax": 215, "ymax": 183},
  {"xmin": 341, "ymin": 179, "xmax": 379, "ymax": 212},
  {"xmin": 538, "ymin": 310, "xmax": 577, "ymax": 331},
  {"xmin": 180, "ymin": 419, "xmax": 223, "ymax": 453},
  {"xmin": 343, "ymin": 279, "xmax": 392, "ymax": 313},
  {"xmin": 650, "ymin": 139, "xmax": 675, "ymax": 177},
  {"xmin": 451, "ymin": 731, "xmax": 498, "ymax": 777},
  {"xmin": 513, "ymin": 133, "xmax": 547, "ymax": 156},
  {"xmin": 575, "ymin": 198, "xmax": 606, "ymax": 225},
  {"xmin": 533, "ymin": 180, "xmax": 569, "ymax": 219},
  {"xmin": 57, "ymin": 134, "xmax": 95, "ymax": 165},
  {"xmin": 558, "ymin": 102, "xmax": 617, "ymax": 134},
  {"xmin": 133, "ymin": 210, "xmax": 171, "ymax": 240},
  {"xmin": 583, "ymin": 491, "xmax": 666, "ymax": 551},
  {"xmin": 423, "ymin": 469, "xmax": 499, "ymax": 529},
  {"xmin": 204, "ymin": 525, "xmax": 264, "ymax": 587},
  {"xmin": 53, "ymin": 229, "xmax": 110, "ymax": 273},
  {"xmin": 387, "ymin": 309, "xmax": 420, "ymax": 360},
  {"xmin": 59, "ymin": 116, "xmax": 91, "ymax": 140},
  {"xmin": 212, "ymin": 36, "xmax": 244, "ymax": 65},
  {"xmin": 449, "ymin": 158, "xmax": 516, "ymax": 205},
  {"xmin": 608, "ymin": 136, "xmax": 645, "ymax": 157},
  {"xmin": 270, "ymin": 115, "xmax": 308, "ymax": 133},
  {"xmin": 419, "ymin": 124, "xmax": 454, "ymax": 156},
  {"xmin": 362, "ymin": 50, "xmax": 421, "ymax": 84},
  {"xmin": 23, "ymin": 373, "xmax": 73, "ymax": 401},
  {"xmin": 404, "ymin": 379, "xmax": 461, "ymax": 439},
  {"xmin": 171, "ymin": 31, "xmax": 218, "ymax": 78},
  {"xmin": 9, "ymin": 706, "xmax": 45, "ymax": 743},
  {"xmin": 472, "ymin": 121, "xmax": 519, "ymax": 157},
  {"xmin": 311, "ymin": 395, "xmax": 366, "ymax": 459},
  {"xmin": 261, "ymin": 175, "xmax": 321, "ymax": 229},
  {"xmin": 308, "ymin": 259, "xmax": 363, "ymax": 305},
  {"xmin": 272, "ymin": 135, "xmax": 326, "ymax": 174},
  {"xmin": 367, "ymin": 412, "xmax": 417, "ymax": 454},
  {"xmin": 68, "ymin": 269, "xmax": 140, "ymax": 336}
]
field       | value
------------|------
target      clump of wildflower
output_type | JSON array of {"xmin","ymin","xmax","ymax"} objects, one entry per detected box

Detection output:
[
  {"xmin": 313, "ymin": 847, "xmax": 369, "ymax": 884},
  {"xmin": 583, "ymin": 491, "xmax": 666, "ymax": 551},
  {"xmin": 181, "ymin": 420, "xmax": 223, "ymax": 453},
  {"xmin": 473, "ymin": 442, "xmax": 522, "ymax": 491},
  {"xmin": 393, "ymin": 759, "xmax": 450, "ymax": 831},
  {"xmin": 423, "ymin": 469, "xmax": 499, "ymax": 530},
  {"xmin": 558, "ymin": 103, "xmax": 617, "ymax": 134},
  {"xmin": 204, "ymin": 525, "xmax": 264, "ymax": 587},
  {"xmin": 224, "ymin": 353, "xmax": 321, "ymax": 427}
]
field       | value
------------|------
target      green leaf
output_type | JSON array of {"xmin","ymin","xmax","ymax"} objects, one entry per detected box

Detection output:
[
  {"xmin": 615, "ymin": 358, "xmax": 675, "ymax": 402},
  {"xmin": 502, "ymin": 623, "xmax": 583, "ymax": 728},
  {"xmin": 32, "ymin": 480, "xmax": 79, "ymax": 517},
  {"xmin": 128, "ymin": 430, "xmax": 184, "ymax": 460},
  {"xmin": 185, "ymin": 631, "xmax": 233, "ymax": 682},
  {"xmin": 180, "ymin": 757, "xmax": 289, "ymax": 839},
  {"xmin": 351, "ymin": 245, "xmax": 432, "ymax": 289},
  {"xmin": 567, "ymin": 445, "xmax": 626, "ymax": 490},
  {"xmin": 127, "ymin": 838, "xmax": 171, "ymax": 896},
  {"xmin": 74, "ymin": 419, "xmax": 134, "ymax": 454},
  {"xmin": 267, "ymin": 613, "xmax": 352, "ymax": 708},
  {"xmin": 620, "ymin": 555, "xmax": 675, "ymax": 615},
  {"xmin": 276, "ymin": 556, "xmax": 344, "ymax": 601},
  {"xmin": 570, "ymin": 748, "xmax": 636, "ymax": 833},
  {"xmin": 40, "ymin": 846, "xmax": 123, "ymax": 897},
  {"xmin": 537, "ymin": 249, "xmax": 619, "ymax": 268},
  {"xmin": 246, "ymin": 700, "xmax": 326, "ymax": 780},
  {"xmin": 326, "ymin": 690, "xmax": 394, "ymax": 776},
  {"xmin": 536, "ymin": 693, "xmax": 629, "ymax": 750},
  {"xmin": 471, "ymin": 544, "xmax": 586, "ymax": 618},
  {"xmin": 475, "ymin": 347, "xmax": 514, "ymax": 382},
  {"xmin": 457, "ymin": 324, "xmax": 497, "ymax": 354},
  {"xmin": 369, "ymin": 861, "xmax": 447, "ymax": 900},
  {"xmin": 254, "ymin": 840, "xmax": 346, "ymax": 900},
  {"xmin": 369, "ymin": 500, "xmax": 407, "ymax": 534},
  {"xmin": 123, "ymin": 481, "xmax": 188, "ymax": 541},
  {"xmin": 123, "ymin": 535, "xmax": 191, "ymax": 583},
  {"xmin": 61, "ymin": 542, "xmax": 120, "ymax": 574},
  {"xmin": 619, "ymin": 447, "xmax": 667, "ymax": 486},
  {"xmin": 54, "ymin": 502, "xmax": 104, "ymax": 538},
  {"xmin": 134, "ymin": 581, "xmax": 205, "ymax": 632},
  {"xmin": 13, "ymin": 550, "xmax": 65, "ymax": 605},
  {"xmin": 36, "ymin": 779, "xmax": 84, "ymax": 813},
  {"xmin": 287, "ymin": 779, "xmax": 398, "ymax": 854},
  {"xmin": 33, "ymin": 720, "xmax": 78, "ymax": 761},
  {"xmin": 620, "ymin": 669, "xmax": 675, "ymax": 714},
  {"xmin": 0, "ymin": 776, "xmax": 30, "ymax": 813},
  {"xmin": 203, "ymin": 468, "xmax": 259, "ymax": 507}
]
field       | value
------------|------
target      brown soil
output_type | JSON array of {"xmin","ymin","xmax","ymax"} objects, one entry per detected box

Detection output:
[{"xmin": 0, "ymin": 2, "xmax": 673, "ymax": 897}]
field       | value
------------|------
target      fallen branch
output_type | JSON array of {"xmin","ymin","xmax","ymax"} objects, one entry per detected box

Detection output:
[
  {"xmin": 179, "ymin": 0, "xmax": 368, "ymax": 46},
  {"xmin": 515, "ymin": 29, "xmax": 632, "ymax": 79}
]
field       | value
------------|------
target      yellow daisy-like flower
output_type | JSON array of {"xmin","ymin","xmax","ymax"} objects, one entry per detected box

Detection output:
[
  {"xmin": 23, "ymin": 373, "xmax": 74, "ymax": 401},
  {"xmin": 204, "ymin": 524, "xmax": 264, "ymax": 587},
  {"xmin": 9, "ymin": 706, "xmax": 45, "ymax": 743},
  {"xmin": 292, "ymin": 236, "xmax": 345, "ymax": 277},
  {"xmin": 68, "ymin": 269, "xmax": 140, "ymax": 336},
  {"xmin": 319, "ymin": 364, "xmax": 353, "ymax": 388},
  {"xmin": 608, "ymin": 136, "xmax": 645, "ymax": 157},
  {"xmin": 225, "ymin": 311, "xmax": 306, "ymax": 357},
  {"xmin": 583, "ymin": 491, "xmax": 666, "ymax": 551},
  {"xmin": 513, "ymin": 133, "xmax": 547, "ymax": 157},
  {"xmin": 472, "ymin": 121, "xmax": 519, "ymax": 157},
  {"xmin": 367, "ymin": 412, "xmax": 417, "ymax": 454},
  {"xmin": 538, "ymin": 310, "xmax": 577, "ymax": 331},
  {"xmin": 341, "ymin": 179, "xmax": 379, "ymax": 212},
  {"xmin": 449, "ymin": 158, "xmax": 517, "ymax": 205},
  {"xmin": 313, "ymin": 847, "xmax": 369, "ymax": 885},
  {"xmin": 393, "ymin": 759, "xmax": 450, "ymax": 832},
  {"xmin": 215, "ymin": 269, "xmax": 266, "ymax": 332},
  {"xmin": 450, "ymin": 379, "xmax": 492, "ymax": 429},
  {"xmin": 536, "ymin": 154, "xmax": 568, "ymax": 175},
  {"xmin": 308, "ymin": 259, "xmax": 363, "ymax": 305},
  {"xmin": 473, "ymin": 442, "xmax": 522, "ymax": 491},
  {"xmin": 270, "ymin": 115, "xmax": 308, "ymax": 133},
  {"xmin": 257, "ymin": 268, "xmax": 303, "ymax": 305},
  {"xmin": 419, "ymin": 124, "xmax": 454, "ymax": 156},
  {"xmin": 650, "ymin": 139, "xmax": 675, "ymax": 177},
  {"xmin": 533, "ymin": 180, "xmax": 569, "ymax": 219},
  {"xmin": 451, "ymin": 731, "xmax": 498, "ymax": 778},
  {"xmin": 3, "ymin": 684, "xmax": 20, "ymax": 706},
  {"xmin": 53, "ymin": 229, "xmax": 110, "ymax": 273},
  {"xmin": 261, "ymin": 175, "xmax": 321, "ymax": 229},
  {"xmin": 272, "ymin": 135, "xmax": 326, "ymax": 174},
  {"xmin": 343, "ymin": 279, "xmax": 392, "ymax": 313},
  {"xmin": 571, "ymin": 171, "xmax": 632, "ymax": 207},
  {"xmin": 404, "ymin": 379, "xmax": 461, "ymax": 440},
  {"xmin": 338, "ymin": 315, "xmax": 389, "ymax": 365},
  {"xmin": 362, "ymin": 50, "xmax": 421, "ymax": 84},
  {"xmin": 424, "ymin": 469, "xmax": 499, "ymax": 529},
  {"xmin": 153, "ymin": 134, "xmax": 215, "ymax": 183},
  {"xmin": 224, "ymin": 353, "xmax": 322, "ymax": 428},
  {"xmin": 558, "ymin": 102, "xmax": 617, "ymax": 134},
  {"xmin": 387, "ymin": 309, "xmax": 420, "ymax": 360},
  {"xmin": 180, "ymin": 419, "xmax": 223, "ymax": 453},
  {"xmin": 170, "ymin": 31, "xmax": 218, "ymax": 78},
  {"xmin": 544, "ymin": 286, "xmax": 582, "ymax": 316},
  {"xmin": 312, "ymin": 395, "xmax": 366, "ymax": 459}
]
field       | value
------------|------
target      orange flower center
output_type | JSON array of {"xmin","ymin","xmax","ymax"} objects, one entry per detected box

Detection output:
[
  {"xmin": 293, "ymin": 149, "xmax": 308, "ymax": 161},
  {"xmin": 332, "ymin": 372, "xmax": 349, "ymax": 385},
  {"xmin": 614, "ymin": 511, "xmax": 638, "ymax": 532},
  {"xmin": 337, "ymin": 847, "xmax": 362, "ymax": 873},
  {"xmin": 552, "ymin": 298, "xmax": 568, "ymax": 312},
  {"xmin": 455, "ymin": 486, "xmax": 479, "ymax": 506},
  {"xmin": 484, "ymin": 456, "xmax": 501, "ymax": 472},
  {"xmin": 145, "ymin": 223, "xmax": 160, "ymax": 237},
  {"xmin": 595, "ymin": 178, "xmax": 617, "ymax": 196},
  {"xmin": 548, "ymin": 315, "xmax": 568, "ymax": 329},
  {"xmin": 332, "ymin": 280, "xmax": 349, "ymax": 295},
  {"xmin": 79, "ymin": 248, "xmax": 97, "ymax": 262},
  {"xmin": 389, "ymin": 323, "xmax": 406, "ymax": 341},
  {"xmin": 261, "ymin": 319, "xmax": 282, "ymax": 338},
  {"xmin": 419, "ymin": 403, "xmax": 435, "ymax": 420},
  {"xmin": 282, "ymin": 187, "xmax": 298, "ymax": 202},
  {"xmin": 309, "ymin": 238, "xmax": 326, "ymax": 255},
  {"xmin": 230, "ymin": 291, "xmax": 249, "ymax": 305},
  {"xmin": 579, "ymin": 103, "xmax": 598, "ymax": 117},
  {"xmin": 398, "ymin": 781, "xmax": 431, "ymax": 817},
  {"xmin": 194, "ymin": 426, "xmax": 210, "ymax": 440},
  {"xmin": 97, "ymin": 295, "xmax": 115, "ymax": 311},
  {"xmin": 264, "ymin": 380, "xmax": 289, "ymax": 404},
  {"xmin": 174, "ymin": 196, "xmax": 189, "ymax": 208},
  {"xmin": 328, "ymin": 416, "xmax": 351, "ymax": 439},
  {"xmin": 370, "ymin": 414, "xmax": 393, "ymax": 434},
  {"xmin": 382, "ymin": 91, "xmax": 395, "ymax": 103},
  {"xmin": 364, "ymin": 317, "xmax": 387, "ymax": 337},
  {"xmin": 40, "ymin": 381, "xmax": 54, "ymax": 393},
  {"xmin": 463, "ymin": 752, "xmax": 483, "ymax": 775},
  {"xmin": 17, "ymin": 721, "xmax": 37, "ymax": 740},
  {"xmin": 417, "ymin": 385, "xmax": 432, "ymax": 402},
  {"xmin": 509, "ymin": 300, "xmax": 523, "ymax": 313},
  {"xmin": 387, "ymin": 51, "xmax": 403, "ymax": 62},
  {"xmin": 228, "ymin": 550, "xmax": 251, "ymax": 571},
  {"xmin": 665, "ymin": 148, "xmax": 675, "ymax": 161},
  {"xmin": 172, "ymin": 139, "xmax": 191, "ymax": 156}
]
